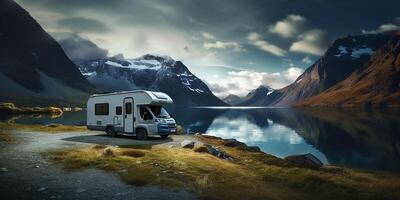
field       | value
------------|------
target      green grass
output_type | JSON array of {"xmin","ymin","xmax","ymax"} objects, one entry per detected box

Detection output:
[{"xmin": 46, "ymin": 136, "xmax": 400, "ymax": 200}]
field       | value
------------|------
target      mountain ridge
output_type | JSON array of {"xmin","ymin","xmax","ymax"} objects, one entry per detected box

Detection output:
[{"xmin": 75, "ymin": 54, "xmax": 227, "ymax": 106}]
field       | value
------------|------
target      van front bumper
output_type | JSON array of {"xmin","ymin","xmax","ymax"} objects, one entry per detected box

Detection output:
[{"xmin": 157, "ymin": 123, "xmax": 176, "ymax": 135}]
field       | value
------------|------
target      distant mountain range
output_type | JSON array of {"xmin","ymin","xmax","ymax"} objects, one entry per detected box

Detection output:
[
  {"xmin": 0, "ymin": 0, "xmax": 94, "ymax": 106},
  {"xmin": 222, "ymin": 94, "xmax": 244, "ymax": 105},
  {"xmin": 2, "ymin": 0, "xmax": 399, "ymax": 108},
  {"xmin": 75, "ymin": 55, "xmax": 227, "ymax": 106},
  {"xmin": 242, "ymin": 32, "xmax": 400, "ymax": 107}
]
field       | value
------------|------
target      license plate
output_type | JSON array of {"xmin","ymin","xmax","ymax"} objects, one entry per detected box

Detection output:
[{"xmin": 170, "ymin": 129, "xmax": 176, "ymax": 132}]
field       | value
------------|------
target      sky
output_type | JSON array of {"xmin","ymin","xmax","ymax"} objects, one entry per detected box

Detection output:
[{"xmin": 16, "ymin": 0, "xmax": 400, "ymax": 97}]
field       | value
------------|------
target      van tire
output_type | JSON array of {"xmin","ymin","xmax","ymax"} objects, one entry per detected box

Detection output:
[
  {"xmin": 106, "ymin": 126, "xmax": 116, "ymax": 137},
  {"xmin": 136, "ymin": 128, "xmax": 148, "ymax": 140},
  {"xmin": 160, "ymin": 135, "xmax": 169, "ymax": 139}
]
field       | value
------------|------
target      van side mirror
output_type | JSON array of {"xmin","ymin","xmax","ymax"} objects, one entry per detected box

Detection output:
[{"xmin": 168, "ymin": 112, "xmax": 173, "ymax": 117}]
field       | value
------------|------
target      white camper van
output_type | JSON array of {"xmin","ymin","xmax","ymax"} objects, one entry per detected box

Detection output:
[{"xmin": 86, "ymin": 90, "xmax": 176, "ymax": 139}]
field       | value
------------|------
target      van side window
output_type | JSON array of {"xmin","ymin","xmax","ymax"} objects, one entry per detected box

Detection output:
[
  {"xmin": 95, "ymin": 103, "xmax": 109, "ymax": 115},
  {"xmin": 116, "ymin": 106, "xmax": 122, "ymax": 115},
  {"xmin": 125, "ymin": 102, "xmax": 132, "ymax": 114},
  {"xmin": 140, "ymin": 106, "xmax": 153, "ymax": 120}
]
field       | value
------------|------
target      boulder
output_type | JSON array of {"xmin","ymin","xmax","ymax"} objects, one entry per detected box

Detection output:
[
  {"xmin": 205, "ymin": 145, "xmax": 233, "ymax": 160},
  {"xmin": 284, "ymin": 153, "xmax": 323, "ymax": 168},
  {"xmin": 193, "ymin": 142, "xmax": 209, "ymax": 153},
  {"xmin": 180, "ymin": 140, "xmax": 195, "ymax": 148},
  {"xmin": 102, "ymin": 147, "xmax": 115, "ymax": 157}
]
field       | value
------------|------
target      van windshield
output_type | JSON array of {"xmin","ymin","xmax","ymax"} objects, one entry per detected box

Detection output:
[{"xmin": 148, "ymin": 105, "xmax": 170, "ymax": 119}]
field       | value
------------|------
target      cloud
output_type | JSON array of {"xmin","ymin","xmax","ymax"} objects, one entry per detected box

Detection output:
[
  {"xmin": 247, "ymin": 32, "xmax": 286, "ymax": 57},
  {"xmin": 301, "ymin": 56, "xmax": 312, "ymax": 64},
  {"xmin": 201, "ymin": 32, "xmax": 215, "ymax": 39},
  {"xmin": 58, "ymin": 17, "xmax": 111, "ymax": 33},
  {"xmin": 204, "ymin": 41, "xmax": 243, "ymax": 51},
  {"xmin": 269, "ymin": 14, "xmax": 307, "ymax": 38},
  {"xmin": 207, "ymin": 67, "xmax": 304, "ymax": 97},
  {"xmin": 362, "ymin": 23, "xmax": 400, "ymax": 34},
  {"xmin": 289, "ymin": 29, "xmax": 329, "ymax": 56},
  {"xmin": 58, "ymin": 34, "xmax": 108, "ymax": 60}
]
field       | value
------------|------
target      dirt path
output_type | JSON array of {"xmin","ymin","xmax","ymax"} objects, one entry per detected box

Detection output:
[{"xmin": 0, "ymin": 130, "xmax": 198, "ymax": 200}]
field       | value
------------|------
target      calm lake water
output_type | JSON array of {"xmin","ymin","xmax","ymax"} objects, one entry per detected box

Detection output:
[{"xmin": 1, "ymin": 107, "xmax": 400, "ymax": 172}]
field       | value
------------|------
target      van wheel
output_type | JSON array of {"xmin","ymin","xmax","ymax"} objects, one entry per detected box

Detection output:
[
  {"xmin": 106, "ymin": 126, "xmax": 116, "ymax": 137},
  {"xmin": 160, "ymin": 135, "xmax": 169, "ymax": 139},
  {"xmin": 136, "ymin": 129, "xmax": 148, "ymax": 140}
]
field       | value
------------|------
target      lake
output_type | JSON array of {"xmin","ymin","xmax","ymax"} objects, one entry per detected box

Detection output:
[{"xmin": 1, "ymin": 107, "xmax": 400, "ymax": 172}]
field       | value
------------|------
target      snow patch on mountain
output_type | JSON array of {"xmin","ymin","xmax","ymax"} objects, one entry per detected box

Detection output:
[
  {"xmin": 335, "ymin": 46, "xmax": 348, "ymax": 57},
  {"xmin": 351, "ymin": 47, "xmax": 375, "ymax": 58}
]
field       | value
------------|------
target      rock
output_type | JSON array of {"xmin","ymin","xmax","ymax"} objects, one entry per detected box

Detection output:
[
  {"xmin": 180, "ymin": 140, "xmax": 195, "ymax": 148},
  {"xmin": 46, "ymin": 123, "xmax": 61, "ymax": 128},
  {"xmin": 193, "ymin": 142, "xmax": 209, "ymax": 153},
  {"xmin": 102, "ymin": 147, "xmax": 115, "ymax": 157},
  {"xmin": 205, "ymin": 145, "xmax": 233, "ymax": 160},
  {"xmin": 0, "ymin": 167, "xmax": 7, "ymax": 172},
  {"xmin": 223, "ymin": 138, "xmax": 245, "ymax": 147},
  {"xmin": 136, "ymin": 161, "xmax": 142, "ymax": 164},
  {"xmin": 284, "ymin": 153, "xmax": 323, "ymax": 168},
  {"xmin": 37, "ymin": 187, "xmax": 46, "ymax": 192}
]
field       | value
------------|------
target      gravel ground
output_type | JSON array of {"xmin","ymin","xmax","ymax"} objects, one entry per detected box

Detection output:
[{"xmin": 0, "ymin": 130, "xmax": 198, "ymax": 200}]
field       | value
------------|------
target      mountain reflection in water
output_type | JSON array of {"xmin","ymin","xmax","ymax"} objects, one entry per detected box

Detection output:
[
  {"xmin": 1, "ymin": 107, "xmax": 399, "ymax": 171},
  {"xmin": 172, "ymin": 107, "xmax": 400, "ymax": 172}
]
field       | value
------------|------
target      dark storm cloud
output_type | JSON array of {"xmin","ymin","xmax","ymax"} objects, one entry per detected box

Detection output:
[
  {"xmin": 17, "ymin": 0, "xmax": 400, "ymax": 70},
  {"xmin": 58, "ymin": 34, "xmax": 108, "ymax": 60},
  {"xmin": 58, "ymin": 17, "xmax": 110, "ymax": 33}
]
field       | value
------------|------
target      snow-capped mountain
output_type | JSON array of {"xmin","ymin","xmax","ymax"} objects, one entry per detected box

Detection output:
[
  {"xmin": 241, "ymin": 33, "xmax": 391, "ymax": 106},
  {"xmin": 0, "ymin": 0, "xmax": 94, "ymax": 106},
  {"xmin": 238, "ymin": 86, "xmax": 279, "ymax": 106},
  {"xmin": 75, "ymin": 54, "xmax": 227, "ymax": 106},
  {"xmin": 297, "ymin": 32, "xmax": 400, "ymax": 107}
]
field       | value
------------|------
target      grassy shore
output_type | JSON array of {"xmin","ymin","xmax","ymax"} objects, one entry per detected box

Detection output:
[
  {"xmin": 0, "ymin": 122, "xmax": 87, "ymax": 133},
  {"xmin": 0, "ymin": 103, "xmax": 63, "ymax": 115},
  {"xmin": 46, "ymin": 135, "xmax": 400, "ymax": 200}
]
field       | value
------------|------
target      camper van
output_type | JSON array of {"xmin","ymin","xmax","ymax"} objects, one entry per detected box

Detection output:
[{"xmin": 86, "ymin": 90, "xmax": 176, "ymax": 140}]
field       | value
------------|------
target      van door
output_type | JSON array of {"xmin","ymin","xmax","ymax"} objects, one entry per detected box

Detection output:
[{"xmin": 123, "ymin": 98, "xmax": 134, "ymax": 133}]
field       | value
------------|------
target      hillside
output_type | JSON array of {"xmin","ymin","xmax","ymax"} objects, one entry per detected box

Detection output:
[
  {"xmin": 0, "ymin": 0, "xmax": 94, "ymax": 106},
  {"xmin": 241, "ymin": 33, "xmax": 391, "ymax": 107},
  {"xmin": 297, "ymin": 32, "xmax": 400, "ymax": 107}
]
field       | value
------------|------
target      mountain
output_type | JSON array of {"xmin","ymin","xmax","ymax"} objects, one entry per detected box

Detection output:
[
  {"xmin": 241, "ymin": 33, "xmax": 391, "ymax": 107},
  {"xmin": 222, "ymin": 94, "xmax": 243, "ymax": 105},
  {"xmin": 238, "ymin": 85, "xmax": 278, "ymax": 106},
  {"xmin": 0, "ymin": 0, "xmax": 94, "ymax": 106},
  {"xmin": 75, "ymin": 54, "xmax": 227, "ymax": 106},
  {"xmin": 297, "ymin": 32, "xmax": 400, "ymax": 107}
]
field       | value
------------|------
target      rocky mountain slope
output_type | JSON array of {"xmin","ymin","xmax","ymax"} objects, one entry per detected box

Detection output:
[
  {"xmin": 297, "ymin": 32, "xmax": 400, "ymax": 107},
  {"xmin": 238, "ymin": 86, "xmax": 279, "ymax": 106},
  {"xmin": 222, "ymin": 94, "xmax": 243, "ymax": 105},
  {"xmin": 241, "ymin": 33, "xmax": 391, "ymax": 107},
  {"xmin": 75, "ymin": 54, "xmax": 227, "ymax": 106},
  {"xmin": 0, "ymin": 0, "xmax": 94, "ymax": 106}
]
